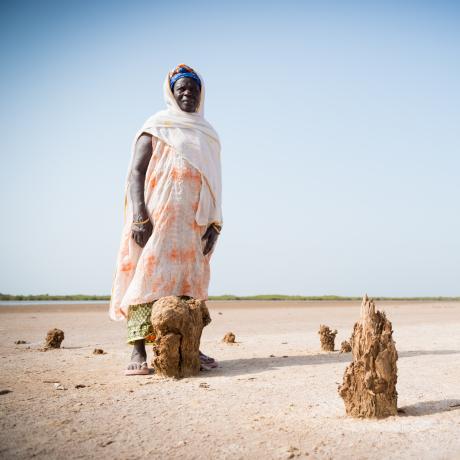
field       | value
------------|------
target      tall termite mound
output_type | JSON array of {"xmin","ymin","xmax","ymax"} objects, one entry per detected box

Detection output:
[
  {"xmin": 338, "ymin": 295, "xmax": 398, "ymax": 418},
  {"xmin": 150, "ymin": 296, "xmax": 211, "ymax": 378},
  {"xmin": 318, "ymin": 325, "xmax": 337, "ymax": 351}
]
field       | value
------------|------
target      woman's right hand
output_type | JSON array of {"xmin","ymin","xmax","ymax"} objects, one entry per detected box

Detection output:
[
  {"xmin": 129, "ymin": 134, "xmax": 154, "ymax": 248},
  {"xmin": 131, "ymin": 213, "xmax": 153, "ymax": 248}
]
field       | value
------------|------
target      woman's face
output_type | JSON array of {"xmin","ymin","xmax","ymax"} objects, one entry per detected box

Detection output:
[{"xmin": 172, "ymin": 77, "xmax": 201, "ymax": 113}]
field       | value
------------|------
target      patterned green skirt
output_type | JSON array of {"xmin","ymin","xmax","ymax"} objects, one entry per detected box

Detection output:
[
  {"xmin": 127, "ymin": 302, "xmax": 156, "ymax": 344},
  {"xmin": 127, "ymin": 296, "xmax": 193, "ymax": 345}
]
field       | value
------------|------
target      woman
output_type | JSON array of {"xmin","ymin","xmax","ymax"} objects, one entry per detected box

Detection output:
[{"xmin": 109, "ymin": 64, "xmax": 222, "ymax": 375}]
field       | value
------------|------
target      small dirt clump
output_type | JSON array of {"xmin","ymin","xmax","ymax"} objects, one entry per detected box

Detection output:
[
  {"xmin": 44, "ymin": 329, "xmax": 64, "ymax": 349},
  {"xmin": 223, "ymin": 332, "xmax": 236, "ymax": 343},
  {"xmin": 340, "ymin": 340, "xmax": 352, "ymax": 353},
  {"xmin": 318, "ymin": 325, "xmax": 337, "ymax": 351},
  {"xmin": 93, "ymin": 348, "xmax": 105, "ymax": 355},
  {"xmin": 338, "ymin": 295, "xmax": 398, "ymax": 418},
  {"xmin": 150, "ymin": 296, "xmax": 211, "ymax": 379}
]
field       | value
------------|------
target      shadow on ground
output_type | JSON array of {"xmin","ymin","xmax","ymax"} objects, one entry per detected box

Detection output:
[
  {"xmin": 399, "ymin": 399, "xmax": 460, "ymax": 416},
  {"xmin": 209, "ymin": 349, "xmax": 460, "ymax": 377}
]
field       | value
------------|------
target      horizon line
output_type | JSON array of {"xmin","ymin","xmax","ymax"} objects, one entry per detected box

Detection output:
[{"xmin": 1, "ymin": 293, "xmax": 459, "ymax": 301}]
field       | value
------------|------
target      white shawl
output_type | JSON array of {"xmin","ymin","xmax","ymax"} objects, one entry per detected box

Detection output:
[{"xmin": 124, "ymin": 71, "xmax": 222, "ymax": 227}]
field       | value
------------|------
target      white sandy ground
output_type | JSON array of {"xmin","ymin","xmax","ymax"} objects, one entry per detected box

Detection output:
[{"xmin": 0, "ymin": 300, "xmax": 459, "ymax": 460}]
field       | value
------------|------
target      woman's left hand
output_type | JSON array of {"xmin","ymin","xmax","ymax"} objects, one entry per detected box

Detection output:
[{"xmin": 202, "ymin": 225, "xmax": 219, "ymax": 255}]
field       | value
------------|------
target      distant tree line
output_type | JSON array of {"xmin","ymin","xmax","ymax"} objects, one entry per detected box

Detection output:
[{"xmin": 0, "ymin": 293, "xmax": 110, "ymax": 301}]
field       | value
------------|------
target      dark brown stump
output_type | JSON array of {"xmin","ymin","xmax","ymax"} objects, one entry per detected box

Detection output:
[
  {"xmin": 44, "ymin": 329, "xmax": 64, "ymax": 349},
  {"xmin": 150, "ymin": 296, "xmax": 211, "ymax": 378},
  {"xmin": 338, "ymin": 295, "xmax": 398, "ymax": 418},
  {"xmin": 222, "ymin": 332, "xmax": 236, "ymax": 343},
  {"xmin": 318, "ymin": 325, "xmax": 337, "ymax": 351},
  {"xmin": 340, "ymin": 340, "xmax": 352, "ymax": 353}
]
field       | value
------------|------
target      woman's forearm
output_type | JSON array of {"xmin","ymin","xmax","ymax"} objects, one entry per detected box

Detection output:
[
  {"xmin": 130, "ymin": 134, "xmax": 153, "ymax": 219},
  {"xmin": 130, "ymin": 170, "xmax": 147, "ymax": 217}
]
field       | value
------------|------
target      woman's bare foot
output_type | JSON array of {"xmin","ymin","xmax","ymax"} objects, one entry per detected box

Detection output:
[{"xmin": 125, "ymin": 339, "xmax": 149, "ymax": 374}]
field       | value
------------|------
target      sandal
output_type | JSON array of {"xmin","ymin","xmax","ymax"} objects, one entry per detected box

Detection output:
[
  {"xmin": 199, "ymin": 351, "xmax": 218, "ymax": 368},
  {"xmin": 125, "ymin": 361, "xmax": 149, "ymax": 376}
]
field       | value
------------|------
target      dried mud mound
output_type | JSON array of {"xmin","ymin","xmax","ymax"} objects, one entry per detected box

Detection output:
[
  {"xmin": 222, "ymin": 332, "xmax": 236, "ymax": 343},
  {"xmin": 318, "ymin": 325, "xmax": 337, "ymax": 351},
  {"xmin": 151, "ymin": 296, "xmax": 211, "ymax": 378},
  {"xmin": 44, "ymin": 329, "xmax": 64, "ymax": 349},
  {"xmin": 340, "ymin": 340, "xmax": 352, "ymax": 353},
  {"xmin": 338, "ymin": 295, "xmax": 398, "ymax": 418}
]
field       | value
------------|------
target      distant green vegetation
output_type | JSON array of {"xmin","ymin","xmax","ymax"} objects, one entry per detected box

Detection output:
[
  {"xmin": 0, "ymin": 293, "xmax": 110, "ymax": 301},
  {"xmin": 1, "ymin": 293, "xmax": 459, "ymax": 302},
  {"xmin": 208, "ymin": 294, "xmax": 360, "ymax": 301},
  {"xmin": 208, "ymin": 294, "xmax": 460, "ymax": 301}
]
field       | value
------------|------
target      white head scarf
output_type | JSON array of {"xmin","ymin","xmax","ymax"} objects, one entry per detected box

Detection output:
[{"xmin": 124, "ymin": 68, "xmax": 222, "ymax": 227}]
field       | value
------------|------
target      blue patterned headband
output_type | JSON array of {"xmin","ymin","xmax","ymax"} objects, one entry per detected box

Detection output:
[{"xmin": 169, "ymin": 67, "xmax": 201, "ymax": 91}]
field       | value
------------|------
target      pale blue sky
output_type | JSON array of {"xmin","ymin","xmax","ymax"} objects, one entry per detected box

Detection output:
[{"xmin": 1, "ymin": 1, "xmax": 459, "ymax": 296}]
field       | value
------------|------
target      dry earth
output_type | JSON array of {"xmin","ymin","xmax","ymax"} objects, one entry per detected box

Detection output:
[{"xmin": 1, "ymin": 300, "xmax": 459, "ymax": 459}]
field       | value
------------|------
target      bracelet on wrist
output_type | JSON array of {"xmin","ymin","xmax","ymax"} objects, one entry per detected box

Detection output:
[
  {"xmin": 132, "ymin": 217, "xmax": 150, "ymax": 225},
  {"xmin": 211, "ymin": 223, "xmax": 222, "ymax": 234}
]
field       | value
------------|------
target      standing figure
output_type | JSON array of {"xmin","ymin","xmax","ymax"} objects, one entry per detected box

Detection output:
[{"xmin": 109, "ymin": 64, "xmax": 222, "ymax": 375}]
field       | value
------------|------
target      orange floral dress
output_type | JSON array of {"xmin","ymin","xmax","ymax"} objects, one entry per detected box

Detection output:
[{"xmin": 109, "ymin": 136, "xmax": 212, "ymax": 321}]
